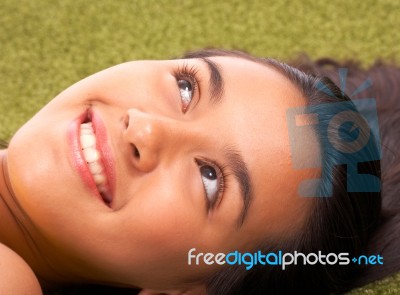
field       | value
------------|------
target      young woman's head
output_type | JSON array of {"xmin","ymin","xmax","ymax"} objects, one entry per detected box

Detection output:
[{"xmin": 2, "ymin": 49, "xmax": 381, "ymax": 294}]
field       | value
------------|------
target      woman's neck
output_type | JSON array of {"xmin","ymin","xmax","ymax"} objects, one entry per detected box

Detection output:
[
  {"xmin": 0, "ymin": 149, "xmax": 64, "ymax": 289},
  {"xmin": 0, "ymin": 149, "xmax": 41, "ymax": 257}
]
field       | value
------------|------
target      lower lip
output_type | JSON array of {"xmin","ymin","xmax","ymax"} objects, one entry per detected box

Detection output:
[{"xmin": 67, "ymin": 109, "xmax": 115, "ymax": 206}]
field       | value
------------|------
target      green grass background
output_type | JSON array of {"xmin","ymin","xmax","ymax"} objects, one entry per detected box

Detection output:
[{"xmin": 0, "ymin": 0, "xmax": 399, "ymax": 293}]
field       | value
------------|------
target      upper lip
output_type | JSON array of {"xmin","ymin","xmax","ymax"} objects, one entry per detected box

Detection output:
[{"xmin": 68, "ymin": 108, "xmax": 116, "ymax": 207}]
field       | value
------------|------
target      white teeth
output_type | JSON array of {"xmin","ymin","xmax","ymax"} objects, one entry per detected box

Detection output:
[
  {"xmin": 81, "ymin": 128, "xmax": 94, "ymax": 135},
  {"xmin": 80, "ymin": 123, "xmax": 94, "ymax": 135},
  {"xmin": 83, "ymin": 148, "xmax": 100, "ymax": 163},
  {"xmin": 80, "ymin": 123, "xmax": 108, "ymax": 191},
  {"xmin": 88, "ymin": 161, "xmax": 103, "ymax": 174},
  {"xmin": 81, "ymin": 134, "xmax": 96, "ymax": 149},
  {"xmin": 81, "ymin": 123, "xmax": 93, "ymax": 129},
  {"xmin": 93, "ymin": 173, "xmax": 106, "ymax": 185}
]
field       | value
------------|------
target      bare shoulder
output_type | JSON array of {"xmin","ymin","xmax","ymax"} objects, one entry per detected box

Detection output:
[{"xmin": 0, "ymin": 243, "xmax": 43, "ymax": 295}]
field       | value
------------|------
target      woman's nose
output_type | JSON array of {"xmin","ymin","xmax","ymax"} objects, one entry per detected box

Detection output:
[{"xmin": 123, "ymin": 109, "xmax": 164, "ymax": 172}]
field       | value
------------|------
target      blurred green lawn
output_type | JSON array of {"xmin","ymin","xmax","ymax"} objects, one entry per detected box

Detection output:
[{"xmin": 0, "ymin": 0, "xmax": 399, "ymax": 294}]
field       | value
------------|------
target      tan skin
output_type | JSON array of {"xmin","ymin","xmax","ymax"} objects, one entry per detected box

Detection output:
[{"xmin": 0, "ymin": 56, "xmax": 319, "ymax": 294}]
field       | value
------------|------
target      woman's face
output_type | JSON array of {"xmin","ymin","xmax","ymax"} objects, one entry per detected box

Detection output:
[{"xmin": 7, "ymin": 56, "xmax": 316, "ymax": 292}]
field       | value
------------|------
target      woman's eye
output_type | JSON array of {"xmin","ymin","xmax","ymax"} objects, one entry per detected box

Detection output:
[
  {"xmin": 177, "ymin": 79, "xmax": 194, "ymax": 112},
  {"xmin": 199, "ymin": 165, "xmax": 219, "ymax": 205}
]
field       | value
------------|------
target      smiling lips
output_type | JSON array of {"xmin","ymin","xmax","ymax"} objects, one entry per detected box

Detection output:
[{"xmin": 68, "ymin": 109, "xmax": 115, "ymax": 206}]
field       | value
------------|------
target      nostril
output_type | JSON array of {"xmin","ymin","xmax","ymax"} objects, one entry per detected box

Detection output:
[{"xmin": 132, "ymin": 144, "xmax": 140, "ymax": 159}]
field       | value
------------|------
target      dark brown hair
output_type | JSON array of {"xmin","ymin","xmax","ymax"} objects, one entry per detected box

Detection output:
[
  {"xmin": 181, "ymin": 49, "xmax": 399, "ymax": 295},
  {"xmin": 293, "ymin": 55, "xmax": 400, "ymax": 285}
]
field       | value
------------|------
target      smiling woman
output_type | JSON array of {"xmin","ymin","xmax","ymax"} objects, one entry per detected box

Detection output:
[{"xmin": 0, "ymin": 49, "xmax": 399, "ymax": 295}]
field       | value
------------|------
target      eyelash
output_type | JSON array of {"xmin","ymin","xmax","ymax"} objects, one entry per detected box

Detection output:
[
  {"xmin": 172, "ymin": 62, "xmax": 200, "ymax": 112},
  {"xmin": 195, "ymin": 158, "xmax": 230, "ymax": 211}
]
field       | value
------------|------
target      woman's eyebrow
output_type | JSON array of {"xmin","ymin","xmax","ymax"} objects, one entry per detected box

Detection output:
[
  {"xmin": 224, "ymin": 146, "xmax": 253, "ymax": 228},
  {"xmin": 198, "ymin": 57, "xmax": 224, "ymax": 105}
]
